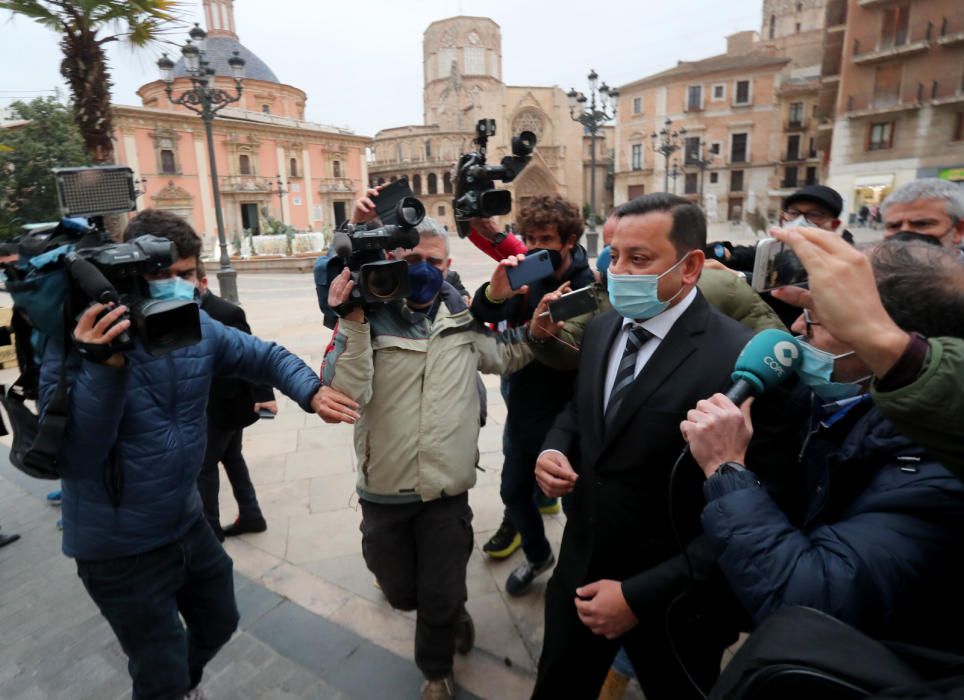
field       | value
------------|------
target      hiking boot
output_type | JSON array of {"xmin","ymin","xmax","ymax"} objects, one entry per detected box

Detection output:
[
  {"xmin": 482, "ymin": 518, "xmax": 521, "ymax": 559},
  {"xmin": 420, "ymin": 675, "xmax": 455, "ymax": 700},
  {"xmin": 536, "ymin": 495, "xmax": 560, "ymax": 515},
  {"xmin": 455, "ymin": 607, "xmax": 475, "ymax": 655},
  {"xmin": 505, "ymin": 551, "xmax": 555, "ymax": 596},
  {"xmin": 222, "ymin": 516, "xmax": 267, "ymax": 537}
]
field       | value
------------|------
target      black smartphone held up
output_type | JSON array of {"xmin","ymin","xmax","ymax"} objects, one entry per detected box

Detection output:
[
  {"xmin": 505, "ymin": 250, "xmax": 554, "ymax": 291},
  {"xmin": 751, "ymin": 238, "xmax": 808, "ymax": 293},
  {"xmin": 258, "ymin": 408, "xmax": 276, "ymax": 420},
  {"xmin": 373, "ymin": 177, "xmax": 415, "ymax": 226},
  {"xmin": 546, "ymin": 286, "xmax": 598, "ymax": 323}
]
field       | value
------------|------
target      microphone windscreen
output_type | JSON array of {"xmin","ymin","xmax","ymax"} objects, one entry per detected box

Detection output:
[
  {"xmin": 730, "ymin": 329, "xmax": 802, "ymax": 395},
  {"xmin": 332, "ymin": 232, "xmax": 352, "ymax": 258}
]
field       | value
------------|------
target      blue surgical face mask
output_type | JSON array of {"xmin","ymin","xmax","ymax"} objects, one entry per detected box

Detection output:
[
  {"xmin": 148, "ymin": 276, "xmax": 198, "ymax": 302},
  {"xmin": 407, "ymin": 261, "xmax": 444, "ymax": 305},
  {"xmin": 607, "ymin": 254, "xmax": 688, "ymax": 321},
  {"xmin": 795, "ymin": 337, "xmax": 868, "ymax": 402}
]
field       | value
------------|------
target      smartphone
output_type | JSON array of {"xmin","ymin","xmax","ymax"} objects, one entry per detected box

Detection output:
[
  {"xmin": 373, "ymin": 177, "xmax": 415, "ymax": 226},
  {"xmin": 546, "ymin": 286, "xmax": 599, "ymax": 323},
  {"xmin": 751, "ymin": 237, "xmax": 808, "ymax": 293},
  {"xmin": 505, "ymin": 250, "xmax": 555, "ymax": 291},
  {"xmin": 258, "ymin": 408, "xmax": 276, "ymax": 420}
]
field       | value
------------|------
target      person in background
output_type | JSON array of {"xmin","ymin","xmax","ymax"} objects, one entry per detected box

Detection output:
[
  {"xmin": 195, "ymin": 259, "xmax": 276, "ymax": 540},
  {"xmin": 880, "ymin": 178, "xmax": 964, "ymax": 252}
]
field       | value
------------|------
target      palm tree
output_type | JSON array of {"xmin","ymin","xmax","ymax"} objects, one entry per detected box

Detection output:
[{"xmin": 0, "ymin": 1, "xmax": 183, "ymax": 163}]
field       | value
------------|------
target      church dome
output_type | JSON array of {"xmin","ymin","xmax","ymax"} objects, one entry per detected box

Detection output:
[{"xmin": 173, "ymin": 35, "xmax": 280, "ymax": 83}]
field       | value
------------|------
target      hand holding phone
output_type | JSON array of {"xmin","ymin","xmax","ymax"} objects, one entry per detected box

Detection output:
[
  {"xmin": 751, "ymin": 237, "xmax": 808, "ymax": 293},
  {"xmin": 506, "ymin": 250, "xmax": 554, "ymax": 291},
  {"xmin": 544, "ymin": 286, "xmax": 599, "ymax": 323}
]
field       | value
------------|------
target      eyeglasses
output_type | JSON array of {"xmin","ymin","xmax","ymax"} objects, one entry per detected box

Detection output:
[
  {"xmin": 784, "ymin": 208, "xmax": 831, "ymax": 225},
  {"xmin": 803, "ymin": 308, "xmax": 821, "ymax": 338}
]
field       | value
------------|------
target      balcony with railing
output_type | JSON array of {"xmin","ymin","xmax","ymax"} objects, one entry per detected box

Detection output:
[
  {"xmin": 318, "ymin": 177, "xmax": 356, "ymax": 194},
  {"xmin": 852, "ymin": 19, "xmax": 934, "ymax": 65},
  {"xmin": 219, "ymin": 175, "xmax": 274, "ymax": 193},
  {"xmin": 930, "ymin": 77, "xmax": 964, "ymax": 107},
  {"xmin": 786, "ymin": 118, "xmax": 808, "ymax": 131},
  {"xmin": 938, "ymin": 15, "xmax": 964, "ymax": 47},
  {"xmin": 825, "ymin": 0, "xmax": 847, "ymax": 30},
  {"xmin": 844, "ymin": 82, "xmax": 929, "ymax": 118}
]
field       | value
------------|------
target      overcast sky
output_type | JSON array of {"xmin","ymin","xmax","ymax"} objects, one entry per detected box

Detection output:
[{"xmin": 0, "ymin": 0, "xmax": 762, "ymax": 137}]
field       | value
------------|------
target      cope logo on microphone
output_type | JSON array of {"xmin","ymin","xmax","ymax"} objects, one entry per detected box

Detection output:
[{"xmin": 764, "ymin": 340, "xmax": 800, "ymax": 376}]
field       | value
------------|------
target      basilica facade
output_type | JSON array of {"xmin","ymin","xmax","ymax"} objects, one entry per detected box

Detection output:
[{"xmin": 368, "ymin": 17, "xmax": 611, "ymax": 231}]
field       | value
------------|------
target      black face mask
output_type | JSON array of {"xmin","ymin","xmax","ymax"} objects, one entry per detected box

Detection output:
[
  {"xmin": 891, "ymin": 231, "xmax": 944, "ymax": 247},
  {"xmin": 527, "ymin": 247, "xmax": 564, "ymax": 270}
]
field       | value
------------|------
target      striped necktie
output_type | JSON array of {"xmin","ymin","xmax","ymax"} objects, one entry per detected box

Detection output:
[{"xmin": 605, "ymin": 325, "xmax": 654, "ymax": 425}]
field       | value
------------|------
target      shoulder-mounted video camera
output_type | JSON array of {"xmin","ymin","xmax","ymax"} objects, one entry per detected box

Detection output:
[
  {"xmin": 452, "ymin": 119, "xmax": 536, "ymax": 236},
  {"xmin": 319, "ymin": 196, "xmax": 425, "ymax": 323}
]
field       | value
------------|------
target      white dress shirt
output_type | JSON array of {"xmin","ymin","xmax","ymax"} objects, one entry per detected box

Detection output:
[{"xmin": 602, "ymin": 287, "xmax": 697, "ymax": 411}]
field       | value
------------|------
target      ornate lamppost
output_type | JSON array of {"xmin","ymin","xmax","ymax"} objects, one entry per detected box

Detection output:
[
  {"xmin": 567, "ymin": 69, "xmax": 618, "ymax": 257},
  {"xmin": 157, "ymin": 23, "xmax": 246, "ymax": 303},
  {"xmin": 690, "ymin": 139, "xmax": 715, "ymax": 208},
  {"xmin": 668, "ymin": 159, "xmax": 683, "ymax": 195},
  {"xmin": 650, "ymin": 117, "xmax": 686, "ymax": 193}
]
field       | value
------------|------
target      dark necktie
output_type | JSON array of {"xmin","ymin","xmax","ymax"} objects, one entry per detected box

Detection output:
[{"xmin": 605, "ymin": 325, "xmax": 654, "ymax": 425}]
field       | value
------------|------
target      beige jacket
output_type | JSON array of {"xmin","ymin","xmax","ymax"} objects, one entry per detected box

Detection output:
[{"xmin": 322, "ymin": 286, "xmax": 533, "ymax": 503}]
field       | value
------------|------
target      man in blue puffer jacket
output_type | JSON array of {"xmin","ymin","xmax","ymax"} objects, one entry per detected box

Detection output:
[
  {"xmin": 38, "ymin": 212, "xmax": 328, "ymax": 700},
  {"xmin": 680, "ymin": 239, "xmax": 964, "ymax": 653}
]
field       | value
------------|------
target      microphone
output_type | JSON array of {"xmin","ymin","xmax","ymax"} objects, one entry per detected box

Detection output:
[
  {"xmin": 725, "ymin": 329, "xmax": 802, "ymax": 405},
  {"xmin": 331, "ymin": 231, "xmax": 352, "ymax": 258}
]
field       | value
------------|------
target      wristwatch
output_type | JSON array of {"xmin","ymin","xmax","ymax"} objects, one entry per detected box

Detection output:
[{"xmin": 717, "ymin": 461, "xmax": 747, "ymax": 476}]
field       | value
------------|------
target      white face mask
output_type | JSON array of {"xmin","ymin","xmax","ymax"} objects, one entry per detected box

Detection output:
[{"xmin": 785, "ymin": 215, "xmax": 818, "ymax": 229}]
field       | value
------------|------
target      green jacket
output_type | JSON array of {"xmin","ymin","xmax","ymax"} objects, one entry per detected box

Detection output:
[
  {"xmin": 872, "ymin": 337, "xmax": 964, "ymax": 477},
  {"xmin": 322, "ymin": 285, "xmax": 533, "ymax": 503},
  {"xmin": 534, "ymin": 268, "xmax": 787, "ymax": 371}
]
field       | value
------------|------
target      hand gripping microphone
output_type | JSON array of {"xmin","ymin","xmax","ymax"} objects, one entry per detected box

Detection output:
[{"xmin": 725, "ymin": 328, "xmax": 803, "ymax": 405}]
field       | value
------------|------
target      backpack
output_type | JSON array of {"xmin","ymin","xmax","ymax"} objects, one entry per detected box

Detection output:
[{"xmin": 1, "ymin": 219, "xmax": 106, "ymax": 479}]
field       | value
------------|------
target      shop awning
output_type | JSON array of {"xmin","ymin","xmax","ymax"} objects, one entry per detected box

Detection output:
[{"xmin": 854, "ymin": 174, "xmax": 895, "ymax": 188}]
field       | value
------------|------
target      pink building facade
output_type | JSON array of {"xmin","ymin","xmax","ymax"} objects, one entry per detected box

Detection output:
[{"xmin": 111, "ymin": 0, "xmax": 368, "ymax": 253}]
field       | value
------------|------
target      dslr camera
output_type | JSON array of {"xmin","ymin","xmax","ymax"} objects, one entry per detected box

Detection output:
[
  {"xmin": 323, "ymin": 196, "xmax": 426, "ymax": 319},
  {"xmin": 452, "ymin": 118, "xmax": 536, "ymax": 235},
  {"xmin": 66, "ymin": 232, "xmax": 202, "ymax": 356}
]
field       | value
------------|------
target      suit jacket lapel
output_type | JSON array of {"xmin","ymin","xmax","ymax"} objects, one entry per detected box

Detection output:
[{"xmin": 602, "ymin": 294, "xmax": 711, "ymax": 447}]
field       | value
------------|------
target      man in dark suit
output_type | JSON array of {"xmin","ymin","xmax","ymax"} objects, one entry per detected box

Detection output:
[
  {"xmin": 530, "ymin": 194, "xmax": 783, "ymax": 699},
  {"xmin": 195, "ymin": 260, "xmax": 276, "ymax": 541}
]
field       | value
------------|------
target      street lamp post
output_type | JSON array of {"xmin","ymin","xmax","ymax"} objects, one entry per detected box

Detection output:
[
  {"xmin": 567, "ymin": 69, "xmax": 618, "ymax": 257},
  {"xmin": 650, "ymin": 117, "xmax": 686, "ymax": 193},
  {"xmin": 691, "ymin": 139, "xmax": 715, "ymax": 208},
  {"xmin": 157, "ymin": 23, "xmax": 246, "ymax": 303},
  {"xmin": 668, "ymin": 159, "xmax": 683, "ymax": 195}
]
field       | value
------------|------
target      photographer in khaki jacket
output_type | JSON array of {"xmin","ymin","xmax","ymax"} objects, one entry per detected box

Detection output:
[{"xmin": 322, "ymin": 213, "xmax": 534, "ymax": 700}]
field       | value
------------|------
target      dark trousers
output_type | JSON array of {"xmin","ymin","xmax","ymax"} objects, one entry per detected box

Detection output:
[
  {"xmin": 531, "ymin": 572, "xmax": 725, "ymax": 700},
  {"xmin": 359, "ymin": 493, "xmax": 473, "ymax": 680},
  {"xmin": 197, "ymin": 424, "xmax": 263, "ymax": 527},
  {"xmin": 501, "ymin": 446, "xmax": 551, "ymax": 563},
  {"xmin": 76, "ymin": 517, "xmax": 239, "ymax": 700}
]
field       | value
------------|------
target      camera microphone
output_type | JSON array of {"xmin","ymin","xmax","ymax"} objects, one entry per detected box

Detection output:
[
  {"xmin": 725, "ymin": 328, "xmax": 803, "ymax": 405},
  {"xmin": 331, "ymin": 231, "xmax": 352, "ymax": 258}
]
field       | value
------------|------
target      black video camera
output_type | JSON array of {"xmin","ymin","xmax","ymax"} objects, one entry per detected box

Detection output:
[
  {"xmin": 452, "ymin": 119, "xmax": 536, "ymax": 236},
  {"xmin": 326, "ymin": 196, "xmax": 425, "ymax": 314},
  {"xmin": 66, "ymin": 233, "xmax": 201, "ymax": 356}
]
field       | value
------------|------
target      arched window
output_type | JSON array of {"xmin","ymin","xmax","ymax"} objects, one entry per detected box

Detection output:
[
  {"xmin": 332, "ymin": 160, "xmax": 342, "ymax": 178},
  {"xmin": 443, "ymin": 171, "xmax": 453, "ymax": 194},
  {"xmin": 412, "ymin": 174, "xmax": 422, "ymax": 194},
  {"xmin": 239, "ymin": 154, "xmax": 252, "ymax": 175},
  {"xmin": 289, "ymin": 158, "xmax": 298, "ymax": 177},
  {"xmin": 427, "ymin": 173, "xmax": 438, "ymax": 194},
  {"xmin": 160, "ymin": 149, "xmax": 176, "ymax": 174}
]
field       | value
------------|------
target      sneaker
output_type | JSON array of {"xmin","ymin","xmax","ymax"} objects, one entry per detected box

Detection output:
[
  {"xmin": 184, "ymin": 688, "xmax": 208, "ymax": 700},
  {"xmin": 455, "ymin": 607, "xmax": 475, "ymax": 655},
  {"xmin": 222, "ymin": 516, "xmax": 267, "ymax": 537},
  {"xmin": 420, "ymin": 675, "xmax": 455, "ymax": 700},
  {"xmin": 536, "ymin": 495, "xmax": 560, "ymax": 516},
  {"xmin": 46, "ymin": 490, "xmax": 62, "ymax": 506},
  {"xmin": 505, "ymin": 551, "xmax": 555, "ymax": 596},
  {"xmin": 482, "ymin": 519, "xmax": 521, "ymax": 559}
]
